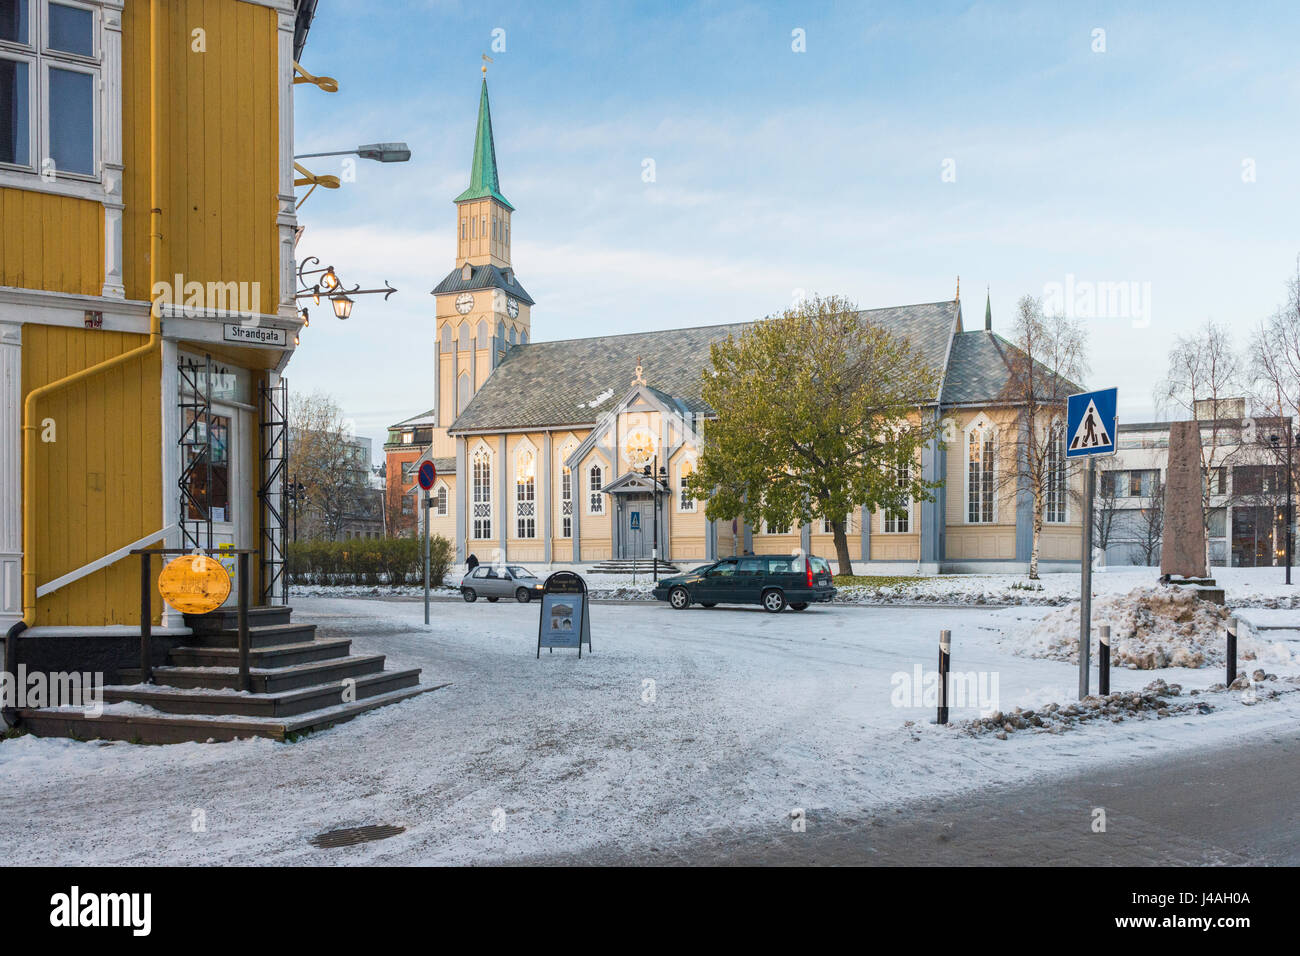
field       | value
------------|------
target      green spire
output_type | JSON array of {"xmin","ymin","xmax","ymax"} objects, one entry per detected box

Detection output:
[
  {"xmin": 455, "ymin": 79, "xmax": 513, "ymax": 210},
  {"xmin": 984, "ymin": 288, "xmax": 992, "ymax": 331}
]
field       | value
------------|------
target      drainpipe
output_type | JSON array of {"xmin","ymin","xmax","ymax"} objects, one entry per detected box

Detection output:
[{"xmin": 20, "ymin": 0, "xmax": 164, "ymax": 625}]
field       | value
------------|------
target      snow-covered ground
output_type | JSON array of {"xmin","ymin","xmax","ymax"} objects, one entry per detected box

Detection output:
[
  {"xmin": 293, "ymin": 565, "xmax": 1300, "ymax": 607},
  {"xmin": 0, "ymin": 595, "xmax": 1297, "ymax": 865}
]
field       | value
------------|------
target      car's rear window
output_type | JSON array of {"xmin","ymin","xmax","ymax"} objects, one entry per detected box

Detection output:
[
  {"xmin": 766, "ymin": 557, "xmax": 800, "ymax": 573},
  {"xmin": 810, "ymin": 556, "xmax": 831, "ymax": 574}
]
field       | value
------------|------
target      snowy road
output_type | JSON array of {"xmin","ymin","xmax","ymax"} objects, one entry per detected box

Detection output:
[{"xmin": 1, "ymin": 596, "xmax": 1297, "ymax": 865}]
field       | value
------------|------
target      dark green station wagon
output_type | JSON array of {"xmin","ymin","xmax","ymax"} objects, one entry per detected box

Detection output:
[{"xmin": 651, "ymin": 554, "xmax": 837, "ymax": 612}]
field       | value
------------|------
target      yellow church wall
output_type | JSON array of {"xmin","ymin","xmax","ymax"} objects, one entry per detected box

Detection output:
[
  {"xmin": 22, "ymin": 325, "xmax": 163, "ymax": 625},
  {"xmin": 428, "ymin": 476, "xmax": 457, "ymax": 544},
  {"xmin": 942, "ymin": 408, "xmax": 1018, "ymax": 561},
  {"xmin": 121, "ymin": 0, "xmax": 280, "ymax": 304},
  {"xmin": 504, "ymin": 432, "xmax": 546, "ymax": 562},
  {"xmin": 0, "ymin": 188, "xmax": 104, "ymax": 294}
]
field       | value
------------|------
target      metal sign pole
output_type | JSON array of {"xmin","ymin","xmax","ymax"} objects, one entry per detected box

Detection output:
[
  {"xmin": 1079, "ymin": 457, "xmax": 1095, "ymax": 698},
  {"xmin": 423, "ymin": 495, "xmax": 431, "ymax": 626}
]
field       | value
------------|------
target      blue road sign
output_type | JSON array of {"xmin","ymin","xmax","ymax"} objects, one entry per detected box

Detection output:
[
  {"xmin": 1066, "ymin": 387, "xmax": 1118, "ymax": 459},
  {"xmin": 630, "ymin": 511, "xmax": 641, "ymax": 531},
  {"xmin": 417, "ymin": 460, "xmax": 437, "ymax": 490}
]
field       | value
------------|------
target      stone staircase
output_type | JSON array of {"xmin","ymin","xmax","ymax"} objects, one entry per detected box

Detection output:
[
  {"xmin": 17, "ymin": 605, "xmax": 445, "ymax": 744},
  {"xmin": 587, "ymin": 559, "xmax": 682, "ymax": 576}
]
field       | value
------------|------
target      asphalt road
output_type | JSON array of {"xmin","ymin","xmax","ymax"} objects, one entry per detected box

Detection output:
[{"xmin": 531, "ymin": 727, "xmax": 1300, "ymax": 865}]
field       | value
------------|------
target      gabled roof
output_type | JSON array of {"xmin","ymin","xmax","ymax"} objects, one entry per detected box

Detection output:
[
  {"xmin": 431, "ymin": 262, "xmax": 535, "ymax": 305},
  {"xmin": 454, "ymin": 79, "xmax": 513, "ymax": 210},
  {"xmin": 941, "ymin": 330, "xmax": 1084, "ymax": 406},
  {"xmin": 447, "ymin": 300, "xmax": 962, "ymax": 434},
  {"xmin": 388, "ymin": 408, "xmax": 435, "ymax": 430}
]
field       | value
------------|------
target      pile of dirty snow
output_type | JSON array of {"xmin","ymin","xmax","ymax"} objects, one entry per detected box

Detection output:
[{"xmin": 1013, "ymin": 585, "xmax": 1292, "ymax": 669}]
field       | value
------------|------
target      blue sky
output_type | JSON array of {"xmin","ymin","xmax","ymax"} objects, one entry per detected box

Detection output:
[{"xmin": 290, "ymin": 0, "xmax": 1300, "ymax": 460}]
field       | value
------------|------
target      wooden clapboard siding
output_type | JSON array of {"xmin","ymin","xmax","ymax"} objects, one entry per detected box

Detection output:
[
  {"xmin": 0, "ymin": 188, "xmax": 103, "ymax": 294},
  {"xmin": 121, "ymin": 0, "xmax": 280, "ymax": 306},
  {"xmin": 22, "ymin": 325, "xmax": 163, "ymax": 625}
]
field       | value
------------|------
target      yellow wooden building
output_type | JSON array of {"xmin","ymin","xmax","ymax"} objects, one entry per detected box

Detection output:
[{"xmin": 2, "ymin": 0, "xmax": 307, "ymax": 639}]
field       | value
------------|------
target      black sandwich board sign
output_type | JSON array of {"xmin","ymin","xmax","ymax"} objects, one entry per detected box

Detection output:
[{"xmin": 537, "ymin": 571, "xmax": 592, "ymax": 658}]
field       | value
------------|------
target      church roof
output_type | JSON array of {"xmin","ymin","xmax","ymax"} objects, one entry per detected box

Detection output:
[
  {"xmin": 941, "ymin": 330, "xmax": 1084, "ymax": 405},
  {"xmin": 448, "ymin": 300, "xmax": 963, "ymax": 433},
  {"xmin": 431, "ymin": 262, "xmax": 535, "ymax": 305},
  {"xmin": 454, "ymin": 79, "xmax": 513, "ymax": 210}
]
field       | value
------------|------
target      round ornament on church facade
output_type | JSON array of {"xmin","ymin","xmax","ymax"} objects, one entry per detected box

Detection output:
[{"xmin": 622, "ymin": 426, "xmax": 658, "ymax": 469}]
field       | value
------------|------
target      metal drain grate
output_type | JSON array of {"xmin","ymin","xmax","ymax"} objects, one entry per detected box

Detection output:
[{"xmin": 310, "ymin": 824, "xmax": 406, "ymax": 848}]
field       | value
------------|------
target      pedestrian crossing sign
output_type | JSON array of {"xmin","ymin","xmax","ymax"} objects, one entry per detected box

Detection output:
[{"xmin": 1066, "ymin": 387, "xmax": 1118, "ymax": 458}]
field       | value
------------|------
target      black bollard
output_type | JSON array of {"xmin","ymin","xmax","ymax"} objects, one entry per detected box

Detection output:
[
  {"xmin": 1098, "ymin": 624, "xmax": 1110, "ymax": 696},
  {"xmin": 937, "ymin": 629, "xmax": 951, "ymax": 725},
  {"xmin": 1226, "ymin": 616, "xmax": 1237, "ymax": 687}
]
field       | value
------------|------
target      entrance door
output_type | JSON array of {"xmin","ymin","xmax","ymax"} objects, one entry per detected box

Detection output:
[
  {"xmin": 183, "ymin": 403, "xmax": 252, "ymax": 605},
  {"xmin": 620, "ymin": 494, "xmax": 651, "ymax": 559}
]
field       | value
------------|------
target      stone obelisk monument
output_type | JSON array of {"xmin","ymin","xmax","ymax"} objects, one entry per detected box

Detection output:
[{"xmin": 1161, "ymin": 420, "xmax": 1222, "ymax": 600}]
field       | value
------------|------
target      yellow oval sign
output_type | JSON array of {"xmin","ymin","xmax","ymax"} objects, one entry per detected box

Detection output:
[{"xmin": 157, "ymin": 554, "xmax": 232, "ymax": 615}]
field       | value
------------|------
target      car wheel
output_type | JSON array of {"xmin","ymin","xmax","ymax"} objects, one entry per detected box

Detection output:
[
  {"xmin": 462, "ymin": 588, "xmax": 477, "ymax": 603},
  {"xmin": 701, "ymin": 602, "xmax": 717, "ymax": 608},
  {"xmin": 669, "ymin": 586, "xmax": 690, "ymax": 610},
  {"xmin": 790, "ymin": 602, "xmax": 808, "ymax": 611},
  {"xmin": 516, "ymin": 587, "xmax": 531, "ymax": 603},
  {"xmin": 487, "ymin": 596, "xmax": 499, "ymax": 603},
  {"xmin": 762, "ymin": 589, "xmax": 787, "ymax": 613}
]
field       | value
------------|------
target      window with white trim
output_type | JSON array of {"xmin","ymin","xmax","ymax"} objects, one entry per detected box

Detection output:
[
  {"xmin": 0, "ymin": 0, "xmax": 100, "ymax": 178},
  {"xmin": 1045, "ymin": 422, "xmax": 1067, "ymax": 523},
  {"xmin": 678, "ymin": 459, "xmax": 696, "ymax": 512},
  {"xmin": 587, "ymin": 463, "xmax": 604, "ymax": 515},
  {"xmin": 433, "ymin": 482, "xmax": 448, "ymax": 516},
  {"xmin": 884, "ymin": 459, "xmax": 911, "ymax": 533},
  {"xmin": 559, "ymin": 441, "xmax": 576, "ymax": 537},
  {"xmin": 819, "ymin": 513, "xmax": 854, "ymax": 535},
  {"xmin": 471, "ymin": 446, "xmax": 492, "ymax": 539},
  {"xmin": 514, "ymin": 447, "xmax": 536, "ymax": 538},
  {"xmin": 968, "ymin": 424, "xmax": 995, "ymax": 523}
]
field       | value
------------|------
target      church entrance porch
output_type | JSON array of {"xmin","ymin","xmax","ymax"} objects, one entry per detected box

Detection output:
[{"xmin": 602, "ymin": 471, "xmax": 671, "ymax": 562}]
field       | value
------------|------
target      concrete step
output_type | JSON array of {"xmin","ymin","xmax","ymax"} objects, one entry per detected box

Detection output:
[
  {"xmin": 16, "ymin": 682, "xmax": 450, "ymax": 744},
  {"xmin": 102, "ymin": 667, "xmax": 423, "ymax": 718},
  {"xmin": 167, "ymin": 637, "xmax": 352, "ymax": 669},
  {"xmin": 145, "ymin": 653, "xmax": 387, "ymax": 693},
  {"xmin": 191, "ymin": 622, "xmax": 318, "ymax": 649},
  {"xmin": 184, "ymin": 605, "xmax": 294, "ymax": 635}
]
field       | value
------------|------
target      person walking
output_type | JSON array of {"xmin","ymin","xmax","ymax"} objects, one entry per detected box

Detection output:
[{"xmin": 466, "ymin": 553, "xmax": 479, "ymax": 573}]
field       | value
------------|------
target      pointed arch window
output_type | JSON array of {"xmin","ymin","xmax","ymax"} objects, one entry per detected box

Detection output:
[
  {"xmin": 884, "ymin": 457, "xmax": 912, "ymax": 533},
  {"xmin": 434, "ymin": 482, "xmax": 449, "ymax": 517},
  {"xmin": 440, "ymin": 324, "xmax": 452, "ymax": 350},
  {"xmin": 678, "ymin": 459, "xmax": 697, "ymax": 512},
  {"xmin": 587, "ymin": 463, "xmax": 605, "ymax": 515},
  {"xmin": 515, "ymin": 447, "xmax": 536, "ymax": 538},
  {"xmin": 457, "ymin": 371, "xmax": 470, "ymax": 411},
  {"xmin": 1045, "ymin": 422, "xmax": 1068, "ymax": 523},
  {"xmin": 967, "ymin": 422, "xmax": 995, "ymax": 523},
  {"xmin": 471, "ymin": 446, "xmax": 492, "ymax": 539},
  {"xmin": 476, "ymin": 319, "xmax": 488, "ymax": 349},
  {"xmin": 559, "ymin": 441, "xmax": 577, "ymax": 537}
]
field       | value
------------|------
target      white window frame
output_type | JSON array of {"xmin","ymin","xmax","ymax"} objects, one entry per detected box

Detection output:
[
  {"xmin": 966, "ymin": 418, "xmax": 996, "ymax": 524},
  {"xmin": 433, "ymin": 480, "xmax": 449, "ymax": 517},
  {"xmin": 1044, "ymin": 422, "xmax": 1068, "ymax": 524},
  {"xmin": 819, "ymin": 513, "xmax": 854, "ymax": 535},
  {"xmin": 514, "ymin": 446, "xmax": 536, "ymax": 539},
  {"xmin": 471, "ymin": 444, "xmax": 493, "ymax": 540},
  {"xmin": 883, "ymin": 459, "xmax": 912, "ymax": 533},
  {"xmin": 587, "ymin": 463, "xmax": 604, "ymax": 515},
  {"xmin": 558, "ymin": 440, "xmax": 577, "ymax": 537},
  {"xmin": 677, "ymin": 458, "xmax": 696, "ymax": 513},
  {"xmin": 0, "ymin": 0, "xmax": 101, "ymax": 184}
]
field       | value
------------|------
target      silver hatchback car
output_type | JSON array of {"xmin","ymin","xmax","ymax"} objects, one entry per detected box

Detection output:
[{"xmin": 459, "ymin": 565, "xmax": 546, "ymax": 603}]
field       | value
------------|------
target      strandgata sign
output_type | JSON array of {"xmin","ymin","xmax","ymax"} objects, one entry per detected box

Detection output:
[{"xmin": 222, "ymin": 323, "xmax": 288, "ymax": 346}]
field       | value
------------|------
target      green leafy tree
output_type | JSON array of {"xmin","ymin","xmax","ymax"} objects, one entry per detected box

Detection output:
[{"xmin": 688, "ymin": 294, "xmax": 943, "ymax": 574}]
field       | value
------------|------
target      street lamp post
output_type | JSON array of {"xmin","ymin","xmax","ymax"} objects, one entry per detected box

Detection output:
[
  {"xmin": 1268, "ymin": 429, "xmax": 1297, "ymax": 584},
  {"xmin": 642, "ymin": 458, "xmax": 669, "ymax": 582}
]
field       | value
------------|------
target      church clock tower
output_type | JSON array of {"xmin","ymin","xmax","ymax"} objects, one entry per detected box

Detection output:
[{"xmin": 430, "ymin": 68, "xmax": 534, "ymax": 454}]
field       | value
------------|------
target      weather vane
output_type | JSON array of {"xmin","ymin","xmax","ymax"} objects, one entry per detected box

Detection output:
[{"xmin": 482, "ymin": 53, "xmax": 493, "ymax": 76}]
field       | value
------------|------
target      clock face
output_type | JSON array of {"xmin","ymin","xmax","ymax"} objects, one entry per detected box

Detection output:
[
  {"xmin": 507, "ymin": 297, "xmax": 519, "ymax": 319},
  {"xmin": 455, "ymin": 292, "xmax": 474, "ymax": 314}
]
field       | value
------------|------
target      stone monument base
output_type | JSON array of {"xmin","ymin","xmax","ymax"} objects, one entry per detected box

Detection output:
[{"xmin": 1159, "ymin": 574, "xmax": 1225, "ymax": 606}]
